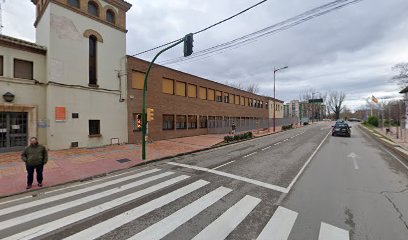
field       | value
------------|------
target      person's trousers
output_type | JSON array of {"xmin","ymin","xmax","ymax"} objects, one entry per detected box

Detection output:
[{"xmin": 26, "ymin": 164, "xmax": 44, "ymax": 186}]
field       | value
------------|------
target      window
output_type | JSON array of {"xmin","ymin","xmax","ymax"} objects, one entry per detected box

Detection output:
[
  {"xmin": 199, "ymin": 116, "xmax": 207, "ymax": 128},
  {"xmin": 216, "ymin": 91, "xmax": 222, "ymax": 102},
  {"xmin": 176, "ymin": 115, "xmax": 187, "ymax": 129},
  {"xmin": 188, "ymin": 115, "xmax": 197, "ymax": 129},
  {"xmin": 88, "ymin": 1, "xmax": 99, "ymax": 17},
  {"xmin": 266, "ymin": 102, "xmax": 269, "ymax": 109},
  {"xmin": 260, "ymin": 101, "xmax": 263, "ymax": 108},
  {"xmin": 67, "ymin": 0, "xmax": 80, "ymax": 8},
  {"xmin": 249, "ymin": 99, "xmax": 253, "ymax": 107},
  {"xmin": 245, "ymin": 98, "xmax": 249, "ymax": 106},
  {"xmin": 176, "ymin": 81, "xmax": 186, "ymax": 96},
  {"xmin": 188, "ymin": 84, "xmax": 197, "ymax": 98},
  {"xmin": 89, "ymin": 35, "xmax": 97, "ymax": 85},
  {"xmin": 235, "ymin": 95, "xmax": 240, "ymax": 105},
  {"xmin": 106, "ymin": 9, "xmax": 115, "ymax": 24},
  {"xmin": 163, "ymin": 115, "xmax": 174, "ymax": 130},
  {"xmin": 132, "ymin": 71, "xmax": 145, "ymax": 90},
  {"xmin": 208, "ymin": 89, "xmax": 215, "ymax": 101},
  {"xmin": 0, "ymin": 56, "xmax": 3, "ymax": 76},
  {"xmin": 14, "ymin": 59, "xmax": 33, "ymax": 80},
  {"xmin": 89, "ymin": 120, "xmax": 100, "ymax": 136},
  {"xmin": 162, "ymin": 78, "xmax": 174, "ymax": 94},
  {"xmin": 224, "ymin": 93, "xmax": 229, "ymax": 103},
  {"xmin": 230, "ymin": 94, "xmax": 235, "ymax": 104},
  {"xmin": 199, "ymin": 87, "xmax": 207, "ymax": 100},
  {"xmin": 240, "ymin": 96, "xmax": 244, "ymax": 106}
]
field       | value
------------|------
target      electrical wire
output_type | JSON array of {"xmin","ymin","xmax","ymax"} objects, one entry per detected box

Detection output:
[
  {"xmin": 159, "ymin": 0, "xmax": 364, "ymax": 66},
  {"xmin": 130, "ymin": 0, "xmax": 269, "ymax": 56}
]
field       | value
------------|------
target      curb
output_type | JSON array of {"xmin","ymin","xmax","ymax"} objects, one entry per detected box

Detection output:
[
  {"xmin": 359, "ymin": 124, "xmax": 408, "ymax": 161},
  {"xmin": 0, "ymin": 125, "xmax": 304, "ymax": 199}
]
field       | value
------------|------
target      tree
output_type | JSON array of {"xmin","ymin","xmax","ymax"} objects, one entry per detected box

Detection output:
[
  {"xmin": 328, "ymin": 91, "xmax": 346, "ymax": 120},
  {"xmin": 246, "ymin": 82, "xmax": 259, "ymax": 94},
  {"xmin": 392, "ymin": 62, "xmax": 408, "ymax": 88},
  {"xmin": 224, "ymin": 80, "xmax": 244, "ymax": 91}
]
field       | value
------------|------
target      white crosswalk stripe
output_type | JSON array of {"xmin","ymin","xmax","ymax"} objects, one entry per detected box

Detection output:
[
  {"xmin": 0, "ymin": 168, "xmax": 161, "ymax": 216},
  {"xmin": 0, "ymin": 167, "xmax": 352, "ymax": 240},
  {"xmin": 0, "ymin": 171, "xmax": 175, "ymax": 231},
  {"xmin": 256, "ymin": 206, "xmax": 298, "ymax": 240},
  {"xmin": 128, "ymin": 187, "xmax": 232, "ymax": 240},
  {"xmin": 192, "ymin": 195, "xmax": 261, "ymax": 240},
  {"xmin": 318, "ymin": 222, "xmax": 350, "ymax": 240}
]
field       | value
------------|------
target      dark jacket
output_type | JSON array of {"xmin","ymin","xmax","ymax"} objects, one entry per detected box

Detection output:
[{"xmin": 21, "ymin": 144, "xmax": 48, "ymax": 166}]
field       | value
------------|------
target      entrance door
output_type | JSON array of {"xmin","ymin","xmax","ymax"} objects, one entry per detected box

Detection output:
[{"xmin": 0, "ymin": 112, "xmax": 28, "ymax": 152}]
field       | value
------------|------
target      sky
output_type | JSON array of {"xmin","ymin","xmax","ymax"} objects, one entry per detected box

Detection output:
[{"xmin": 2, "ymin": 0, "xmax": 408, "ymax": 110}]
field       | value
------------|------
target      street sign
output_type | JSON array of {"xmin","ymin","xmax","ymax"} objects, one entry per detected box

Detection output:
[{"xmin": 308, "ymin": 98, "xmax": 323, "ymax": 103}]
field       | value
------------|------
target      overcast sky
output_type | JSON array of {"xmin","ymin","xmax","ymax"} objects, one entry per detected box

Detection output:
[{"xmin": 3, "ymin": 0, "xmax": 408, "ymax": 110}]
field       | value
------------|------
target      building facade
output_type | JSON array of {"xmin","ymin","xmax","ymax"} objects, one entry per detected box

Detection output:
[
  {"xmin": 0, "ymin": 0, "xmax": 131, "ymax": 152},
  {"xmin": 127, "ymin": 57, "xmax": 274, "ymax": 143},
  {"xmin": 268, "ymin": 98, "xmax": 284, "ymax": 119}
]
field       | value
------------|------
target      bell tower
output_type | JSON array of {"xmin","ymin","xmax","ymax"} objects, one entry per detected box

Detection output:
[{"xmin": 30, "ymin": 0, "xmax": 132, "ymax": 150}]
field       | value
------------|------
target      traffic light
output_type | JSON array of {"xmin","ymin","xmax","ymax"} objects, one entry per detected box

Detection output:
[
  {"xmin": 147, "ymin": 108, "xmax": 154, "ymax": 121},
  {"xmin": 184, "ymin": 33, "xmax": 194, "ymax": 57},
  {"xmin": 136, "ymin": 114, "xmax": 142, "ymax": 130}
]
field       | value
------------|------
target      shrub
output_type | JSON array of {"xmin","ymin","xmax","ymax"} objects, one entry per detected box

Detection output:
[
  {"xmin": 367, "ymin": 116, "xmax": 379, "ymax": 127},
  {"xmin": 303, "ymin": 122, "xmax": 309, "ymax": 126},
  {"xmin": 224, "ymin": 131, "xmax": 253, "ymax": 143}
]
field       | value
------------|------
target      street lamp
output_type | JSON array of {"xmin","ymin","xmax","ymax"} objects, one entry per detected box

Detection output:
[
  {"xmin": 273, "ymin": 66, "xmax": 288, "ymax": 132},
  {"xmin": 311, "ymin": 91, "xmax": 321, "ymax": 123}
]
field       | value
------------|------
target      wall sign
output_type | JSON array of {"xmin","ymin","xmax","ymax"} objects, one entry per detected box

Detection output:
[{"xmin": 55, "ymin": 107, "xmax": 66, "ymax": 122}]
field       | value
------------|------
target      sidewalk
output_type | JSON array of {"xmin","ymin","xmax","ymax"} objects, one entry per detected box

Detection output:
[
  {"xmin": 0, "ymin": 127, "xmax": 286, "ymax": 197},
  {"xmin": 376, "ymin": 126, "xmax": 408, "ymax": 149}
]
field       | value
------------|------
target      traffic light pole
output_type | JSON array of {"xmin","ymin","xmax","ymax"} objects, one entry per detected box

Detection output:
[{"xmin": 142, "ymin": 39, "xmax": 184, "ymax": 160}]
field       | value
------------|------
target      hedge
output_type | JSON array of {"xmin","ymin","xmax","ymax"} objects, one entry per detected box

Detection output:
[{"xmin": 224, "ymin": 131, "xmax": 253, "ymax": 143}]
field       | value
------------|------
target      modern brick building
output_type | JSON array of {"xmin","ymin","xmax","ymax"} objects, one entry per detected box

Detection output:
[{"xmin": 127, "ymin": 57, "xmax": 280, "ymax": 143}]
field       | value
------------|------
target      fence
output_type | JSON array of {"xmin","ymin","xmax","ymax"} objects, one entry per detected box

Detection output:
[{"xmin": 208, "ymin": 117, "xmax": 300, "ymax": 134}]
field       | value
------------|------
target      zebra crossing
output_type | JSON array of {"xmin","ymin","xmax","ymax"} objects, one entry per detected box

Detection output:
[{"xmin": 0, "ymin": 167, "xmax": 350, "ymax": 240}]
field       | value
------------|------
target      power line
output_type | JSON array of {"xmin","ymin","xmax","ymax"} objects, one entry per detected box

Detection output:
[
  {"xmin": 131, "ymin": 0, "xmax": 269, "ymax": 56},
  {"xmin": 159, "ymin": 0, "xmax": 364, "ymax": 66}
]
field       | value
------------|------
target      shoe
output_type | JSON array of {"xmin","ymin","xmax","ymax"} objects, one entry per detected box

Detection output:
[
  {"xmin": 26, "ymin": 185, "xmax": 32, "ymax": 190},
  {"xmin": 38, "ymin": 183, "xmax": 43, "ymax": 187}
]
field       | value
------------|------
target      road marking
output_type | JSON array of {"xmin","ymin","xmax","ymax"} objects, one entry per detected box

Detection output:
[
  {"xmin": 167, "ymin": 162, "xmax": 287, "ymax": 193},
  {"xmin": 64, "ymin": 180, "xmax": 209, "ymax": 240},
  {"xmin": 4, "ymin": 175, "xmax": 193, "ymax": 240},
  {"xmin": 192, "ymin": 195, "xmax": 261, "ymax": 240},
  {"xmin": 283, "ymin": 139, "xmax": 289, "ymax": 142},
  {"xmin": 352, "ymin": 158, "xmax": 359, "ymax": 170},
  {"xmin": 256, "ymin": 206, "xmax": 298, "ymax": 240},
  {"xmin": 382, "ymin": 148, "xmax": 408, "ymax": 171},
  {"xmin": 261, "ymin": 146, "xmax": 272, "ymax": 151},
  {"xmin": 243, "ymin": 152, "xmax": 257, "ymax": 158},
  {"xmin": 0, "ymin": 168, "xmax": 162, "ymax": 216},
  {"xmin": 286, "ymin": 130, "xmax": 331, "ymax": 192},
  {"xmin": 274, "ymin": 142, "xmax": 282, "ymax": 145},
  {"xmin": 128, "ymin": 187, "xmax": 232, "ymax": 240},
  {"xmin": 290, "ymin": 136, "xmax": 295, "ymax": 139},
  {"xmin": 0, "ymin": 167, "xmax": 151, "ymax": 207},
  {"xmin": 0, "ymin": 171, "xmax": 175, "ymax": 231},
  {"xmin": 212, "ymin": 160, "xmax": 235, "ymax": 170},
  {"xmin": 318, "ymin": 222, "xmax": 349, "ymax": 240}
]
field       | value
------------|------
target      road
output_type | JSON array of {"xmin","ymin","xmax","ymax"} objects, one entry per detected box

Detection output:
[{"xmin": 0, "ymin": 122, "xmax": 407, "ymax": 239}]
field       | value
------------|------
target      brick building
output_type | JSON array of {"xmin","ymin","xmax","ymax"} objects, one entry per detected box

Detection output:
[{"xmin": 127, "ymin": 57, "xmax": 279, "ymax": 143}]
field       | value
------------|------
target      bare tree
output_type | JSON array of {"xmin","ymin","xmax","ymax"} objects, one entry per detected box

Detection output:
[
  {"xmin": 246, "ymin": 82, "xmax": 259, "ymax": 94},
  {"xmin": 328, "ymin": 91, "xmax": 346, "ymax": 120},
  {"xmin": 392, "ymin": 62, "xmax": 408, "ymax": 88},
  {"xmin": 299, "ymin": 88, "xmax": 317, "ymax": 101},
  {"xmin": 224, "ymin": 80, "xmax": 244, "ymax": 90}
]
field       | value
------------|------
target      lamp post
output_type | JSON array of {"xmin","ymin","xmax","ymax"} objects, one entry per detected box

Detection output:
[
  {"xmin": 311, "ymin": 91, "xmax": 321, "ymax": 123},
  {"xmin": 273, "ymin": 66, "xmax": 288, "ymax": 132}
]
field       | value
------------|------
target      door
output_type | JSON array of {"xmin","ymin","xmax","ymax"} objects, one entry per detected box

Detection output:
[{"xmin": 0, "ymin": 112, "xmax": 28, "ymax": 152}]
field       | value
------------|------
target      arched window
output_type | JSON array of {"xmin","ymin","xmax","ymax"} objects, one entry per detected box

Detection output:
[
  {"xmin": 67, "ymin": 0, "xmax": 80, "ymax": 8},
  {"xmin": 89, "ymin": 35, "xmax": 97, "ymax": 86},
  {"xmin": 106, "ymin": 9, "xmax": 115, "ymax": 24},
  {"xmin": 88, "ymin": 1, "xmax": 99, "ymax": 17}
]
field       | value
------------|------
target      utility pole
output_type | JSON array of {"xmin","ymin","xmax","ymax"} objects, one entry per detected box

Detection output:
[{"xmin": 273, "ymin": 66, "xmax": 288, "ymax": 132}]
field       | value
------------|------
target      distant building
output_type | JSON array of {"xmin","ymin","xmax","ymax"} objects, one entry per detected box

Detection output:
[{"xmin": 268, "ymin": 98, "xmax": 284, "ymax": 119}]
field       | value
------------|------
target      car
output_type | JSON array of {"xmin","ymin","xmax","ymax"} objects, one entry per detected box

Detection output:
[{"xmin": 332, "ymin": 122, "xmax": 351, "ymax": 137}]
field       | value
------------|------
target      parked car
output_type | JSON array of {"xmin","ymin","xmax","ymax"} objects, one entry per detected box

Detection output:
[{"xmin": 332, "ymin": 122, "xmax": 351, "ymax": 137}]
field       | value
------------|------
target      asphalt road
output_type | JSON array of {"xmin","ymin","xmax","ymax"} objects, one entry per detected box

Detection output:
[{"xmin": 0, "ymin": 122, "xmax": 407, "ymax": 240}]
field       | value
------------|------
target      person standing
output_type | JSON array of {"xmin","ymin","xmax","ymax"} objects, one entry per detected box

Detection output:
[
  {"xmin": 231, "ymin": 122, "xmax": 237, "ymax": 135},
  {"xmin": 21, "ymin": 137, "xmax": 48, "ymax": 189}
]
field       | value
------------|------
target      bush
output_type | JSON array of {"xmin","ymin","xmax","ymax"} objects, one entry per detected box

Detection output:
[
  {"xmin": 367, "ymin": 116, "xmax": 379, "ymax": 127},
  {"xmin": 282, "ymin": 124, "xmax": 293, "ymax": 131},
  {"xmin": 223, "ymin": 131, "xmax": 253, "ymax": 143},
  {"xmin": 303, "ymin": 122, "xmax": 309, "ymax": 126}
]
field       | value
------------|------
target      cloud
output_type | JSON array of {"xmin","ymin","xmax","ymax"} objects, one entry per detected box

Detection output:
[{"xmin": 3, "ymin": 0, "xmax": 408, "ymax": 110}]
